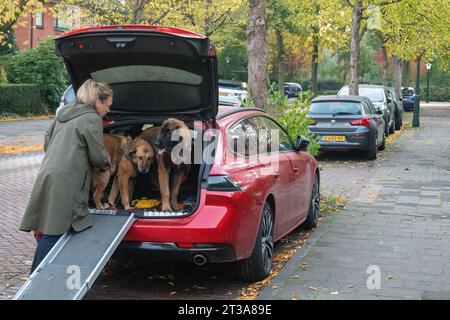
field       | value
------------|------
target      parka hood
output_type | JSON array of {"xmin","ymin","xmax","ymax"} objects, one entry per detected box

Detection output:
[{"xmin": 57, "ymin": 101, "xmax": 98, "ymax": 122}]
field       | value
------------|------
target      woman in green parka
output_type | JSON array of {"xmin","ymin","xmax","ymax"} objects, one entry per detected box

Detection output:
[{"xmin": 20, "ymin": 79, "xmax": 112, "ymax": 273}]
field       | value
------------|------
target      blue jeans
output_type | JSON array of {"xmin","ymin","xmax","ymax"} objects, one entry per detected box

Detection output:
[{"xmin": 30, "ymin": 234, "xmax": 62, "ymax": 274}]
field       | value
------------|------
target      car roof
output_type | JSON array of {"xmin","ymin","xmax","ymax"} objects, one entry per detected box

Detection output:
[
  {"xmin": 217, "ymin": 106, "xmax": 265, "ymax": 120},
  {"xmin": 312, "ymin": 95, "xmax": 369, "ymax": 103}
]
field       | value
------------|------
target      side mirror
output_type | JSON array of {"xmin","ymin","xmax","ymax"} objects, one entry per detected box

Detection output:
[
  {"xmin": 377, "ymin": 109, "xmax": 383, "ymax": 115},
  {"xmin": 387, "ymin": 97, "xmax": 392, "ymax": 103},
  {"xmin": 295, "ymin": 135, "xmax": 309, "ymax": 152}
]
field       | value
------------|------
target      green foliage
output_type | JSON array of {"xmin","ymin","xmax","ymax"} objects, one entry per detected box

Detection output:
[
  {"xmin": 7, "ymin": 37, "xmax": 68, "ymax": 109},
  {"xmin": 268, "ymin": 85, "xmax": 320, "ymax": 156},
  {"xmin": 0, "ymin": 84, "xmax": 46, "ymax": 116},
  {"xmin": 421, "ymin": 86, "xmax": 450, "ymax": 102},
  {"xmin": 0, "ymin": 29, "xmax": 17, "ymax": 56}
]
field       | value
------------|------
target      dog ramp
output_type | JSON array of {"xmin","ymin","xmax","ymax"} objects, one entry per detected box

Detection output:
[{"xmin": 13, "ymin": 211, "xmax": 135, "ymax": 300}]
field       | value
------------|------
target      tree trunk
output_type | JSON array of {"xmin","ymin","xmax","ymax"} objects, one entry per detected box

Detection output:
[
  {"xmin": 349, "ymin": 0, "xmax": 363, "ymax": 95},
  {"xmin": 276, "ymin": 29, "xmax": 285, "ymax": 99},
  {"xmin": 381, "ymin": 43, "xmax": 388, "ymax": 86},
  {"xmin": 392, "ymin": 56, "xmax": 402, "ymax": 98},
  {"xmin": 310, "ymin": 29, "xmax": 319, "ymax": 96},
  {"xmin": 402, "ymin": 60, "xmax": 410, "ymax": 87},
  {"xmin": 247, "ymin": 0, "xmax": 269, "ymax": 109}
]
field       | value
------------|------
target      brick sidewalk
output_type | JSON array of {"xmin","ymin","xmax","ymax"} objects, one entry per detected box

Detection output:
[{"xmin": 259, "ymin": 104, "xmax": 450, "ymax": 300}]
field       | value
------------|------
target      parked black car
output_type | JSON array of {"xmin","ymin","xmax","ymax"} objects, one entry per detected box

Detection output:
[
  {"xmin": 274, "ymin": 82, "xmax": 302, "ymax": 98},
  {"xmin": 338, "ymin": 85, "xmax": 396, "ymax": 136},
  {"xmin": 386, "ymin": 87, "xmax": 403, "ymax": 130},
  {"xmin": 308, "ymin": 95, "xmax": 385, "ymax": 160}
]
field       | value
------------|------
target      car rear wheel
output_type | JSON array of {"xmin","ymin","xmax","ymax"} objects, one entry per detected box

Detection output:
[
  {"xmin": 301, "ymin": 173, "xmax": 320, "ymax": 229},
  {"xmin": 395, "ymin": 112, "xmax": 401, "ymax": 130},
  {"xmin": 389, "ymin": 117, "xmax": 395, "ymax": 134},
  {"xmin": 378, "ymin": 132, "xmax": 386, "ymax": 151},
  {"xmin": 366, "ymin": 135, "xmax": 378, "ymax": 160},
  {"xmin": 236, "ymin": 202, "xmax": 274, "ymax": 282}
]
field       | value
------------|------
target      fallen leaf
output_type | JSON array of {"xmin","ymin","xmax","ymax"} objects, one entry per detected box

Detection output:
[
  {"xmin": 292, "ymin": 294, "xmax": 301, "ymax": 300},
  {"xmin": 170, "ymin": 291, "xmax": 177, "ymax": 296},
  {"xmin": 20, "ymin": 277, "xmax": 28, "ymax": 282},
  {"xmin": 272, "ymin": 286, "xmax": 279, "ymax": 290},
  {"xmin": 168, "ymin": 282, "xmax": 175, "ymax": 287},
  {"xmin": 330, "ymin": 291, "xmax": 339, "ymax": 295},
  {"xmin": 291, "ymin": 275, "xmax": 300, "ymax": 279},
  {"xmin": 309, "ymin": 287, "xmax": 318, "ymax": 292},
  {"xmin": 386, "ymin": 274, "xmax": 394, "ymax": 280},
  {"xmin": 347, "ymin": 284, "xmax": 354, "ymax": 288},
  {"xmin": 193, "ymin": 285, "xmax": 206, "ymax": 290}
]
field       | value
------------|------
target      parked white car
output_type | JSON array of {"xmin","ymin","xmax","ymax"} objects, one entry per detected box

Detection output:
[{"xmin": 218, "ymin": 80, "xmax": 248, "ymax": 107}]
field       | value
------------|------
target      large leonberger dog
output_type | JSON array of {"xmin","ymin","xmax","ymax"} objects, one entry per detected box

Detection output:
[
  {"xmin": 108, "ymin": 137, "xmax": 155, "ymax": 210},
  {"xmin": 140, "ymin": 118, "xmax": 192, "ymax": 212}
]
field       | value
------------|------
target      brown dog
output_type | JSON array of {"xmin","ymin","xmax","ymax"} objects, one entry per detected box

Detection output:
[
  {"xmin": 108, "ymin": 137, "xmax": 155, "ymax": 209},
  {"xmin": 92, "ymin": 134, "xmax": 129, "ymax": 209},
  {"xmin": 139, "ymin": 119, "xmax": 192, "ymax": 212}
]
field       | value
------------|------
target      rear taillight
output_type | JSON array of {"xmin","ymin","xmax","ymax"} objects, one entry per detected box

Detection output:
[
  {"xmin": 207, "ymin": 176, "xmax": 243, "ymax": 192},
  {"xmin": 350, "ymin": 116, "xmax": 370, "ymax": 128}
]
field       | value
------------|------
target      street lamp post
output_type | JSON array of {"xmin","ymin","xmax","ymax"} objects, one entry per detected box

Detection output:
[
  {"xmin": 426, "ymin": 63, "xmax": 432, "ymax": 103},
  {"xmin": 412, "ymin": 56, "xmax": 421, "ymax": 128}
]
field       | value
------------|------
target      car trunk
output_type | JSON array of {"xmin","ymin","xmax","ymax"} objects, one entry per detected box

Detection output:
[
  {"xmin": 55, "ymin": 26, "xmax": 218, "ymax": 217},
  {"xmin": 88, "ymin": 119, "xmax": 211, "ymax": 217}
]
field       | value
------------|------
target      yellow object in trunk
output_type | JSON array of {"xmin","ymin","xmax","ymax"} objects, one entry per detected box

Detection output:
[{"xmin": 131, "ymin": 199, "xmax": 161, "ymax": 209}]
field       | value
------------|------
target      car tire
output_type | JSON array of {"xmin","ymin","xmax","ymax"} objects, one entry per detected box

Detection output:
[
  {"xmin": 366, "ymin": 135, "xmax": 378, "ymax": 160},
  {"xmin": 385, "ymin": 118, "xmax": 390, "ymax": 136},
  {"xmin": 236, "ymin": 202, "xmax": 274, "ymax": 282},
  {"xmin": 378, "ymin": 132, "xmax": 386, "ymax": 151},
  {"xmin": 301, "ymin": 173, "xmax": 320, "ymax": 229},
  {"xmin": 389, "ymin": 117, "xmax": 395, "ymax": 134},
  {"xmin": 395, "ymin": 112, "xmax": 401, "ymax": 130}
]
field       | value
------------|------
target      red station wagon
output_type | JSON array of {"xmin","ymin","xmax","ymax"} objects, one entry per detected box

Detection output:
[{"xmin": 55, "ymin": 25, "xmax": 320, "ymax": 281}]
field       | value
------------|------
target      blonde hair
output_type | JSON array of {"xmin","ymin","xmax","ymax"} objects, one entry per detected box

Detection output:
[{"xmin": 76, "ymin": 79, "xmax": 113, "ymax": 107}]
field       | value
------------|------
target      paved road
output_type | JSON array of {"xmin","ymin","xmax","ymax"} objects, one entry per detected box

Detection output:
[
  {"xmin": 0, "ymin": 104, "xmax": 448, "ymax": 299},
  {"xmin": 0, "ymin": 119, "xmax": 52, "ymax": 146},
  {"xmin": 259, "ymin": 103, "xmax": 450, "ymax": 300}
]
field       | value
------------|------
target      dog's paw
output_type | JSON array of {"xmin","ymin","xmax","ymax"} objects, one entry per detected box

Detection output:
[
  {"xmin": 170, "ymin": 202, "xmax": 181, "ymax": 211},
  {"xmin": 161, "ymin": 204, "xmax": 173, "ymax": 212}
]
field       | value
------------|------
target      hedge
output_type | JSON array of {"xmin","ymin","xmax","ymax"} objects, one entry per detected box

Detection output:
[
  {"xmin": 0, "ymin": 84, "xmax": 46, "ymax": 116},
  {"xmin": 420, "ymin": 86, "xmax": 450, "ymax": 102}
]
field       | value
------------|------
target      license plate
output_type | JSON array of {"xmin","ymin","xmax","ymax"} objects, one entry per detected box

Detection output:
[
  {"xmin": 323, "ymin": 135, "xmax": 345, "ymax": 142},
  {"xmin": 402, "ymin": 98, "xmax": 407, "ymax": 101}
]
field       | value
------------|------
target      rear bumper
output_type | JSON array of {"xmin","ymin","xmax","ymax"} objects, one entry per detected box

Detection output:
[
  {"xmin": 114, "ymin": 241, "xmax": 236, "ymax": 263},
  {"xmin": 310, "ymin": 131, "xmax": 370, "ymax": 150}
]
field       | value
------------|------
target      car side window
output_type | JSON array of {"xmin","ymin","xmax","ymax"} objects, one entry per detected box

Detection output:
[
  {"xmin": 228, "ymin": 118, "xmax": 260, "ymax": 157},
  {"xmin": 362, "ymin": 102, "xmax": 371, "ymax": 115},
  {"xmin": 366, "ymin": 100, "xmax": 376, "ymax": 114},
  {"xmin": 260, "ymin": 117, "xmax": 294, "ymax": 152}
]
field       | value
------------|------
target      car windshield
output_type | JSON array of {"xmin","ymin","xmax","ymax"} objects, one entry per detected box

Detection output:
[
  {"xmin": 402, "ymin": 88, "xmax": 415, "ymax": 96},
  {"xmin": 309, "ymin": 101, "xmax": 363, "ymax": 115},
  {"xmin": 339, "ymin": 87, "xmax": 385, "ymax": 102}
]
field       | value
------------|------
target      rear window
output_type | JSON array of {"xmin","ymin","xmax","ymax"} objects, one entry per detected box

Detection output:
[
  {"xmin": 309, "ymin": 101, "xmax": 363, "ymax": 115},
  {"xmin": 91, "ymin": 65, "xmax": 202, "ymax": 85},
  {"xmin": 402, "ymin": 88, "xmax": 414, "ymax": 96},
  {"xmin": 339, "ymin": 87, "xmax": 385, "ymax": 102}
]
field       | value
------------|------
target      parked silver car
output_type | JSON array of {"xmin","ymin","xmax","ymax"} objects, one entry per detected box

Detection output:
[{"xmin": 337, "ymin": 85, "xmax": 395, "ymax": 136}]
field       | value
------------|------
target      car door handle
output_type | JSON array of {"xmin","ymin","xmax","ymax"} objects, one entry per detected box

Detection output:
[{"xmin": 293, "ymin": 167, "xmax": 301, "ymax": 174}]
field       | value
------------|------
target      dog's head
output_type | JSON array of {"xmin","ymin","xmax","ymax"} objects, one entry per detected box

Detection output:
[
  {"xmin": 154, "ymin": 118, "xmax": 192, "ymax": 165},
  {"xmin": 128, "ymin": 138, "xmax": 155, "ymax": 174}
]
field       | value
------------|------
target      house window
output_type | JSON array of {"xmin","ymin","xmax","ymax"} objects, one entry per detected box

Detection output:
[
  {"xmin": 54, "ymin": 17, "xmax": 69, "ymax": 31},
  {"xmin": 35, "ymin": 13, "xmax": 44, "ymax": 28}
]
